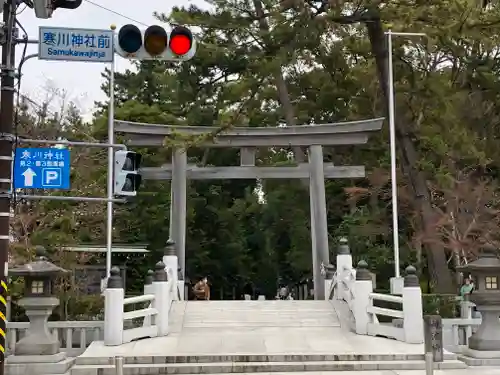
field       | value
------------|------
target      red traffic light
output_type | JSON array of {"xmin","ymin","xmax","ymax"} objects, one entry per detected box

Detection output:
[{"xmin": 169, "ymin": 26, "xmax": 193, "ymax": 56}]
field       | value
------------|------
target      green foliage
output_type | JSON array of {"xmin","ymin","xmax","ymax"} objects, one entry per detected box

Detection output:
[
  {"xmin": 14, "ymin": 0, "xmax": 500, "ymax": 307},
  {"xmin": 422, "ymin": 294, "xmax": 460, "ymax": 318}
]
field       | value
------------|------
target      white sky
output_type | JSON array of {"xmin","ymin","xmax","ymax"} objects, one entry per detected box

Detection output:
[{"xmin": 16, "ymin": 0, "xmax": 207, "ymax": 120}]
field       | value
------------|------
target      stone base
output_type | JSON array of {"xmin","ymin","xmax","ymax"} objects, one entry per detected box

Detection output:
[
  {"xmin": 5, "ymin": 353, "xmax": 75, "ymax": 375},
  {"xmin": 457, "ymin": 347, "xmax": 500, "ymax": 366},
  {"xmin": 390, "ymin": 277, "xmax": 404, "ymax": 295},
  {"xmin": 469, "ymin": 335, "xmax": 500, "ymax": 351},
  {"xmin": 463, "ymin": 347, "xmax": 500, "ymax": 359},
  {"xmin": 7, "ymin": 352, "xmax": 66, "ymax": 363}
]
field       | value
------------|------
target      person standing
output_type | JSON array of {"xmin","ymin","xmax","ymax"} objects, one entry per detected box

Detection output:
[
  {"xmin": 460, "ymin": 276, "xmax": 474, "ymax": 298},
  {"xmin": 193, "ymin": 277, "xmax": 210, "ymax": 300}
]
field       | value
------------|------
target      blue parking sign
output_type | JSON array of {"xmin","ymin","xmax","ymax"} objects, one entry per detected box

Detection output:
[{"xmin": 13, "ymin": 148, "xmax": 70, "ymax": 190}]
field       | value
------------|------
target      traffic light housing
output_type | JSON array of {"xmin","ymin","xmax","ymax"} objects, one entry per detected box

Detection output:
[
  {"xmin": 31, "ymin": 0, "xmax": 82, "ymax": 19},
  {"xmin": 115, "ymin": 24, "xmax": 196, "ymax": 61},
  {"xmin": 114, "ymin": 150, "xmax": 142, "ymax": 197}
]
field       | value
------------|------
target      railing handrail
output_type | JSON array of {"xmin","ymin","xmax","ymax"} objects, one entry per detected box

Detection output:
[
  {"xmin": 123, "ymin": 307, "xmax": 158, "ymax": 320},
  {"xmin": 123, "ymin": 294, "xmax": 155, "ymax": 305},
  {"xmin": 442, "ymin": 318, "xmax": 481, "ymax": 326},
  {"xmin": 369, "ymin": 292, "xmax": 403, "ymax": 304},
  {"xmin": 7, "ymin": 320, "xmax": 105, "ymax": 328}
]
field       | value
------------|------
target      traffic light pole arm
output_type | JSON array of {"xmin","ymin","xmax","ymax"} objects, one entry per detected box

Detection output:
[
  {"xmin": 4, "ymin": 194, "xmax": 127, "ymax": 203},
  {"xmin": 16, "ymin": 138, "xmax": 127, "ymax": 149}
]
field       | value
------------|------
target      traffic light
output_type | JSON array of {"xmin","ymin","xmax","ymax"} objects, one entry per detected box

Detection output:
[
  {"xmin": 115, "ymin": 24, "xmax": 196, "ymax": 61},
  {"xmin": 114, "ymin": 150, "xmax": 142, "ymax": 197},
  {"xmin": 30, "ymin": 0, "xmax": 82, "ymax": 19}
]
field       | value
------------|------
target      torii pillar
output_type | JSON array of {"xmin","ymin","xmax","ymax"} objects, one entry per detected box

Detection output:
[
  {"xmin": 170, "ymin": 148, "xmax": 187, "ymax": 279},
  {"xmin": 309, "ymin": 145, "xmax": 330, "ymax": 299}
]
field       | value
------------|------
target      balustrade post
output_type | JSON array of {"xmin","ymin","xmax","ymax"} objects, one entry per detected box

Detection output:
[
  {"xmin": 460, "ymin": 297, "xmax": 474, "ymax": 341},
  {"xmin": 143, "ymin": 270, "xmax": 154, "ymax": 327},
  {"xmin": 336, "ymin": 238, "xmax": 352, "ymax": 300},
  {"xmin": 163, "ymin": 239, "xmax": 179, "ymax": 300},
  {"xmin": 402, "ymin": 265, "xmax": 424, "ymax": 343},
  {"xmin": 177, "ymin": 267, "xmax": 185, "ymax": 300},
  {"xmin": 353, "ymin": 260, "xmax": 373, "ymax": 335},
  {"xmin": 104, "ymin": 266, "xmax": 124, "ymax": 346},
  {"xmin": 153, "ymin": 261, "xmax": 170, "ymax": 336},
  {"xmin": 323, "ymin": 264, "xmax": 335, "ymax": 300}
]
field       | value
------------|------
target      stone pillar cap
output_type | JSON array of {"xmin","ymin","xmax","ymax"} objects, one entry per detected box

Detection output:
[
  {"xmin": 356, "ymin": 260, "xmax": 371, "ymax": 280},
  {"xmin": 337, "ymin": 238, "xmax": 350, "ymax": 255},
  {"xmin": 164, "ymin": 239, "xmax": 176, "ymax": 256}
]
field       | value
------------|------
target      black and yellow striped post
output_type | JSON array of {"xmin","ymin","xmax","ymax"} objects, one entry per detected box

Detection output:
[{"xmin": 0, "ymin": 279, "xmax": 6, "ymax": 363}]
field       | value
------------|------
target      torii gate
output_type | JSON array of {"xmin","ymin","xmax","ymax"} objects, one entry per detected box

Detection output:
[{"xmin": 115, "ymin": 118, "xmax": 383, "ymax": 299}]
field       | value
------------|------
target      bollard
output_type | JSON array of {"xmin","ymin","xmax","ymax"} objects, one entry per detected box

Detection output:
[
  {"xmin": 115, "ymin": 356, "xmax": 124, "ymax": 375},
  {"xmin": 424, "ymin": 352, "xmax": 434, "ymax": 375}
]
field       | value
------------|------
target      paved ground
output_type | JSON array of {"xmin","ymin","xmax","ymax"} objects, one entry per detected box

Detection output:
[
  {"xmin": 283, "ymin": 372, "xmax": 500, "ymax": 375},
  {"xmin": 234, "ymin": 372, "xmax": 500, "ymax": 374},
  {"xmin": 81, "ymin": 301, "xmax": 429, "ymax": 358}
]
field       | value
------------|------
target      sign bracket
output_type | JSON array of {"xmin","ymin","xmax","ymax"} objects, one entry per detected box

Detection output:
[{"xmin": 4, "ymin": 193, "xmax": 126, "ymax": 203}]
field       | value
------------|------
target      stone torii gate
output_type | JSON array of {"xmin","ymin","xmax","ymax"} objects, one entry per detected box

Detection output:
[{"xmin": 115, "ymin": 118, "xmax": 383, "ymax": 299}]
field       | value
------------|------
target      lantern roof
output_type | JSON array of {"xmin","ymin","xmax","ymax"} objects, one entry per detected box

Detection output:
[{"xmin": 457, "ymin": 244, "xmax": 500, "ymax": 273}]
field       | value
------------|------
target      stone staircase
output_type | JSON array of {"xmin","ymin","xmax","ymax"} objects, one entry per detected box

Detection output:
[
  {"xmin": 72, "ymin": 352, "xmax": 466, "ymax": 375},
  {"xmin": 71, "ymin": 300, "xmax": 467, "ymax": 375}
]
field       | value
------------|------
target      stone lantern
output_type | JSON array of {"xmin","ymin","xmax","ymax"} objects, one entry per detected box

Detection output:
[
  {"xmin": 8, "ymin": 246, "xmax": 68, "ymax": 357},
  {"xmin": 457, "ymin": 245, "xmax": 500, "ymax": 353}
]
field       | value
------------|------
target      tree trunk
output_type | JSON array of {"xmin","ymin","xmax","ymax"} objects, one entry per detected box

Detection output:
[
  {"xmin": 252, "ymin": 0, "xmax": 306, "ymax": 163},
  {"xmin": 365, "ymin": 18, "xmax": 455, "ymax": 293}
]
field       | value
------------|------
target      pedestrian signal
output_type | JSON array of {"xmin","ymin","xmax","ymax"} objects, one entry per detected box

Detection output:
[{"xmin": 114, "ymin": 150, "xmax": 142, "ymax": 197}]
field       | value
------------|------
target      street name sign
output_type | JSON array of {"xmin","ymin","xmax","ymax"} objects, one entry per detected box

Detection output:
[
  {"xmin": 13, "ymin": 148, "xmax": 70, "ymax": 190},
  {"xmin": 38, "ymin": 26, "xmax": 114, "ymax": 63}
]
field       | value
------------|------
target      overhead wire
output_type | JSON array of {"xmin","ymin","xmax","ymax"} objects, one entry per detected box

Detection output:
[
  {"xmin": 15, "ymin": 0, "xmax": 149, "ymax": 118},
  {"xmin": 9, "ymin": 0, "xmax": 148, "ymax": 208},
  {"xmin": 15, "ymin": 4, "xmax": 28, "ymax": 15},
  {"xmin": 83, "ymin": 0, "xmax": 149, "ymax": 26}
]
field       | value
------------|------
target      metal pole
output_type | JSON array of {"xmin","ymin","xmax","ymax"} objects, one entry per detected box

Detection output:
[
  {"xmin": 386, "ymin": 29, "xmax": 401, "ymax": 279},
  {"xmin": 106, "ymin": 26, "xmax": 116, "ymax": 277},
  {"xmin": 14, "ymin": 38, "xmax": 38, "ymax": 44},
  {"xmin": 114, "ymin": 356, "xmax": 124, "ymax": 375},
  {"xmin": 17, "ymin": 53, "xmax": 38, "ymax": 75},
  {"xmin": 9, "ymin": 194, "xmax": 126, "ymax": 203},
  {"xmin": 385, "ymin": 30, "xmax": 427, "ymax": 279},
  {"xmin": 0, "ymin": 0, "xmax": 16, "ymax": 372},
  {"xmin": 424, "ymin": 352, "xmax": 434, "ymax": 375}
]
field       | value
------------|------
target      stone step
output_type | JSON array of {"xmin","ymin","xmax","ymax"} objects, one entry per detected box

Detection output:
[
  {"xmin": 76, "ymin": 353, "xmax": 430, "ymax": 365},
  {"xmin": 181, "ymin": 322, "xmax": 338, "ymax": 327},
  {"xmin": 70, "ymin": 359, "xmax": 467, "ymax": 375},
  {"xmin": 182, "ymin": 317, "xmax": 337, "ymax": 320}
]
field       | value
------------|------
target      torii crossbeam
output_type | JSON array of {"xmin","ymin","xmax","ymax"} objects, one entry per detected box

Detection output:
[{"xmin": 115, "ymin": 118, "xmax": 384, "ymax": 299}]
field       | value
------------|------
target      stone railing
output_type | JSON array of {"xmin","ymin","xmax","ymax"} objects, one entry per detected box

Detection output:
[
  {"xmin": 104, "ymin": 261, "xmax": 173, "ymax": 346},
  {"xmin": 442, "ymin": 299, "xmax": 481, "ymax": 351},
  {"xmin": 355, "ymin": 262, "xmax": 423, "ymax": 343},
  {"xmin": 6, "ymin": 320, "xmax": 104, "ymax": 357},
  {"xmin": 442, "ymin": 317, "xmax": 481, "ymax": 351},
  {"xmin": 326, "ymin": 239, "xmax": 423, "ymax": 344}
]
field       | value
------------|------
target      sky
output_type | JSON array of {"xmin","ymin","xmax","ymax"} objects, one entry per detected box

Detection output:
[{"xmin": 16, "ymin": 0, "xmax": 207, "ymax": 120}]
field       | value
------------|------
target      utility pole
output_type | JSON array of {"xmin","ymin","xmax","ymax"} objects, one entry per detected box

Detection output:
[{"xmin": 0, "ymin": 0, "xmax": 16, "ymax": 372}]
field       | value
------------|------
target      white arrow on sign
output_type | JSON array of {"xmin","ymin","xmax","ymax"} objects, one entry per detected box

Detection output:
[{"xmin": 22, "ymin": 168, "xmax": 36, "ymax": 187}]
